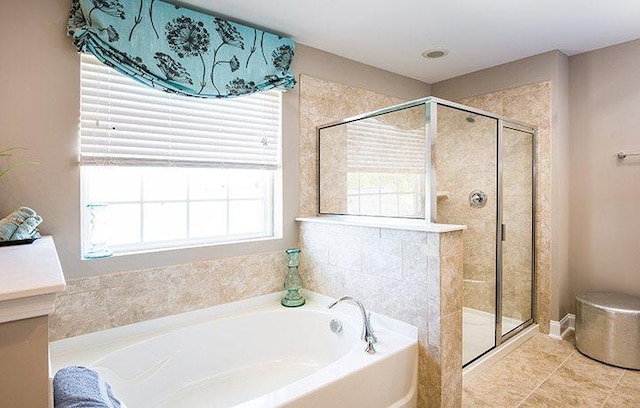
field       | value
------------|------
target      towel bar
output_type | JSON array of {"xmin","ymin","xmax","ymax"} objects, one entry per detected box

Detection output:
[{"xmin": 616, "ymin": 151, "xmax": 640, "ymax": 159}]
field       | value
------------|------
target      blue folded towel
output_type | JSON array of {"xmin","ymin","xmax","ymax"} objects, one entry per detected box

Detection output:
[
  {"xmin": 53, "ymin": 366, "xmax": 125, "ymax": 408},
  {"xmin": 0, "ymin": 206, "xmax": 42, "ymax": 241}
]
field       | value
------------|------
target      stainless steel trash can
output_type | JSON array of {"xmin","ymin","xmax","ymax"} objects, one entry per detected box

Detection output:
[{"xmin": 575, "ymin": 292, "xmax": 640, "ymax": 370}]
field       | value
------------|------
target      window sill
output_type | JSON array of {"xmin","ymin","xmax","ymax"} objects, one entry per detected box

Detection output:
[{"xmin": 81, "ymin": 234, "xmax": 282, "ymax": 260}]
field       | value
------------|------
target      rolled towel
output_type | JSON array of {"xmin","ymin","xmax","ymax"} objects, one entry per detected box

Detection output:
[
  {"xmin": 53, "ymin": 366, "xmax": 125, "ymax": 408},
  {"xmin": 10, "ymin": 212, "xmax": 42, "ymax": 240},
  {"xmin": 0, "ymin": 209, "xmax": 23, "ymax": 240},
  {"xmin": 0, "ymin": 206, "xmax": 42, "ymax": 241}
]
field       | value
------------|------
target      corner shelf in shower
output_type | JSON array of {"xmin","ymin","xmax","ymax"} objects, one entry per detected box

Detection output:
[{"xmin": 436, "ymin": 191, "xmax": 450, "ymax": 200}]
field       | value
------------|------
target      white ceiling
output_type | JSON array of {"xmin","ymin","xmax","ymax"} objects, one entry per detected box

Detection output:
[{"xmin": 182, "ymin": 0, "xmax": 640, "ymax": 83}]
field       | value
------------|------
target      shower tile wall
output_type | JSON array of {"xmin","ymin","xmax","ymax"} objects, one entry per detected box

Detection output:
[
  {"xmin": 457, "ymin": 82, "xmax": 552, "ymax": 332},
  {"xmin": 298, "ymin": 74, "xmax": 406, "ymax": 217},
  {"xmin": 318, "ymin": 125, "xmax": 348, "ymax": 213},
  {"xmin": 436, "ymin": 108, "xmax": 497, "ymax": 315},
  {"xmin": 436, "ymin": 108, "xmax": 535, "ymax": 323},
  {"xmin": 502, "ymin": 129, "xmax": 534, "ymax": 321},
  {"xmin": 319, "ymin": 105, "xmax": 426, "ymax": 216},
  {"xmin": 49, "ymin": 251, "xmax": 285, "ymax": 341},
  {"xmin": 301, "ymin": 75, "xmax": 551, "ymax": 332}
]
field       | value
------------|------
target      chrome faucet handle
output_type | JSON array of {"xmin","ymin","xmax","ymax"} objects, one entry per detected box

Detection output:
[
  {"xmin": 364, "ymin": 339, "xmax": 376, "ymax": 354},
  {"xmin": 364, "ymin": 312, "xmax": 377, "ymax": 343}
]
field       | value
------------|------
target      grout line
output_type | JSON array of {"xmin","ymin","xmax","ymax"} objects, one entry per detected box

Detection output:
[
  {"xmin": 560, "ymin": 349, "xmax": 577, "ymax": 365},
  {"xmin": 555, "ymin": 349, "xmax": 627, "ymax": 408},
  {"xmin": 517, "ymin": 344, "xmax": 575, "ymax": 407},
  {"xmin": 601, "ymin": 369, "xmax": 626, "ymax": 407},
  {"xmin": 516, "ymin": 390, "xmax": 536, "ymax": 406},
  {"xmin": 516, "ymin": 348, "xmax": 576, "ymax": 406}
]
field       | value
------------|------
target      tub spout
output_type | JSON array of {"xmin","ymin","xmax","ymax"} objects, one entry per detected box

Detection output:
[{"xmin": 328, "ymin": 296, "xmax": 377, "ymax": 354}]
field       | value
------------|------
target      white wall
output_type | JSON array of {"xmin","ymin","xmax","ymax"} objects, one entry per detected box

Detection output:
[{"xmin": 569, "ymin": 38, "xmax": 640, "ymax": 306}]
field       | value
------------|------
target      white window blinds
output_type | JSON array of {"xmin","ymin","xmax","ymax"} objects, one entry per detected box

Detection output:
[
  {"xmin": 346, "ymin": 117, "xmax": 426, "ymax": 174},
  {"xmin": 80, "ymin": 53, "xmax": 281, "ymax": 169}
]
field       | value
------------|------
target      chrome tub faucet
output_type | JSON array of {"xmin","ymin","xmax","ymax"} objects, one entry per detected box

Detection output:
[{"xmin": 328, "ymin": 296, "xmax": 377, "ymax": 354}]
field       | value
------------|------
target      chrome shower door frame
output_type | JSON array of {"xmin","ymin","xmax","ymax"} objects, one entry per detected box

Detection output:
[
  {"xmin": 427, "ymin": 98, "xmax": 537, "ymax": 361},
  {"xmin": 496, "ymin": 120, "xmax": 537, "ymax": 346}
]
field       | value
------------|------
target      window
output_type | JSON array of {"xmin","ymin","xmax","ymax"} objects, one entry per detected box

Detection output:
[
  {"xmin": 347, "ymin": 172, "xmax": 423, "ymax": 216},
  {"xmin": 80, "ymin": 54, "xmax": 282, "ymax": 257},
  {"xmin": 345, "ymin": 116, "xmax": 425, "ymax": 217}
]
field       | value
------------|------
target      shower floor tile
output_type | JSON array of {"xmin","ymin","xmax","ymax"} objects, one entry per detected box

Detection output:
[{"xmin": 463, "ymin": 331, "xmax": 640, "ymax": 407}]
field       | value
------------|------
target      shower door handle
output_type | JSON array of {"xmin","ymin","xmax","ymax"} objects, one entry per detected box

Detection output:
[{"xmin": 501, "ymin": 224, "xmax": 506, "ymax": 241}]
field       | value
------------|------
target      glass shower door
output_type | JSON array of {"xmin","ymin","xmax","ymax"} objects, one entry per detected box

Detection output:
[
  {"xmin": 499, "ymin": 125, "xmax": 535, "ymax": 338},
  {"xmin": 434, "ymin": 104, "xmax": 499, "ymax": 365}
]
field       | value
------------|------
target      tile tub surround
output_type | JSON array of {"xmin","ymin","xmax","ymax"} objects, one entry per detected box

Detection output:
[
  {"xmin": 298, "ymin": 218, "xmax": 465, "ymax": 407},
  {"xmin": 49, "ymin": 250, "xmax": 286, "ymax": 341},
  {"xmin": 51, "ymin": 291, "xmax": 418, "ymax": 408}
]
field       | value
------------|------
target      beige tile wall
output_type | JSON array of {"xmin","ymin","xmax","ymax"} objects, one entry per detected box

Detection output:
[
  {"xmin": 319, "ymin": 104, "xmax": 427, "ymax": 217},
  {"xmin": 436, "ymin": 102, "xmax": 537, "ymax": 322},
  {"xmin": 298, "ymin": 74, "xmax": 407, "ymax": 217},
  {"xmin": 318, "ymin": 124, "xmax": 349, "ymax": 214},
  {"xmin": 49, "ymin": 251, "xmax": 286, "ymax": 341},
  {"xmin": 502, "ymin": 127, "xmax": 535, "ymax": 321},
  {"xmin": 436, "ymin": 106, "xmax": 498, "ymax": 315},
  {"xmin": 457, "ymin": 82, "xmax": 552, "ymax": 333},
  {"xmin": 299, "ymin": 221, "xmax": 464, "ymax": 407},
  {"xmin": 300, "ymin": 76, "xmax": 551, "ymax": 333}
]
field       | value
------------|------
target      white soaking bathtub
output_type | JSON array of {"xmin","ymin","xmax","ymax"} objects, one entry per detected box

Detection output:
[{"xmin": 50, "ymin": 291, "xmax": 418, "ymax": 408}]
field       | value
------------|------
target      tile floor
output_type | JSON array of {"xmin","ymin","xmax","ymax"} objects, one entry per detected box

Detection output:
[{"xmin": 463, "ymin": 332, "xmax": 640, "ymax": 407}]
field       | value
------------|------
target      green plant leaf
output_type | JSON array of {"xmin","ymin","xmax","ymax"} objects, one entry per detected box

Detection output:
[
  {"xmin": 0, "ymin": 147, "xmax": 27, "ymax": 157},
  {"xmin": 0, "ymin": 147, "xmax": 38, "ymax": 180}
]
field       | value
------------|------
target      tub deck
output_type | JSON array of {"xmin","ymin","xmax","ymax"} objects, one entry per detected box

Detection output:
[{"xmin": 51, "ymin": 291, "xmax": 418, "ymax": 408}]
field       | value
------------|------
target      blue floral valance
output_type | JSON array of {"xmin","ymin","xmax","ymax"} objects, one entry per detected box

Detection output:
[{"xmin": 67, "ymin": 0, "xmax": 296, "ymax": 98}]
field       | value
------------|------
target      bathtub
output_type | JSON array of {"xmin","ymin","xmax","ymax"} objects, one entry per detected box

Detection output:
[{"xmin": 50, "ymin": 291, "xmax": 418, "ymax": 408}]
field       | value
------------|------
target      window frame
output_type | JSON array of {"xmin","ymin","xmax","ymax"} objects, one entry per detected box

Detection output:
[{"xmin": 79, "ymin": 56, "xmax": 283, "ymax": 258}]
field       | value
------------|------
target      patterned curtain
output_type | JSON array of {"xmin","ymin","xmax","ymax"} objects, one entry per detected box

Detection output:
[{"xmin": 67, "ymin": 0, "xmax": 296, "ymax": 98}]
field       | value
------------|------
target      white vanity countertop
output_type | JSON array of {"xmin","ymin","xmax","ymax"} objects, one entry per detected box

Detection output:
[
  {"xmin": 296, "ymin": 216, "xmax": 466, "ymax": 233},
  {"xmin": 0, "ymin": 236, "xmax": 66, "ymax": 323}
]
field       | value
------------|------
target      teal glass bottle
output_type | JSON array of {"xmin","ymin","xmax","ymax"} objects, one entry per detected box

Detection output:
[{"xmin": 281, "ymin": 248, "xmax": 305, "ymax": 307}]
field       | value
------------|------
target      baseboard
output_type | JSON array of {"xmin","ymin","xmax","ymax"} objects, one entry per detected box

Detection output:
[{"xmin": 549, "ymin": 313, "xmax": 575, "ymax": 339}]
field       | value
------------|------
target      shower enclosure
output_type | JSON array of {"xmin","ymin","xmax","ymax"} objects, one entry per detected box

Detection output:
[{"xmin": 317, "ymin": 97, "xmax": 536, "ymax": 367}]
